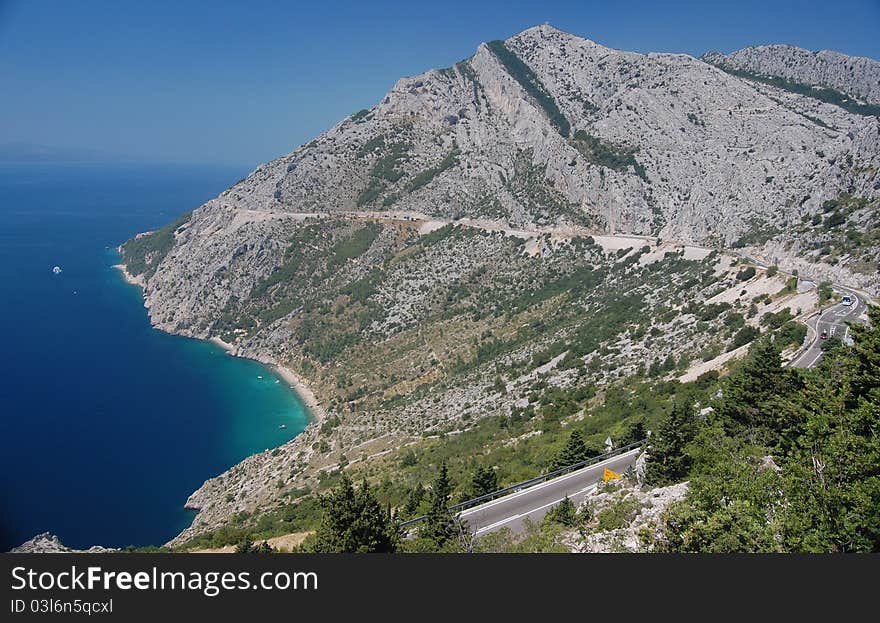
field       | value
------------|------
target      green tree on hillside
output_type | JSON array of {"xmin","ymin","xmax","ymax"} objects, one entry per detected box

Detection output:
[
  {"xmin": 659, "ymin": 305, "xmax": 880, "ymax": 552},
  {"xmin": 469, "ymin": 465, "xmax": 499, "ymax": 499},
  {"xmin": 310, "ymin": 474, "xmax": 398, "ymax": 553},
  {"xmin": 716, "ymin": 337, "xmax": 800, "ymax": 445},
  {"xmin": 544, "ymin": 495, "xmax": 577, "ymax": 527},
  {"xmin": 420, "ymin": 463, "xmax": 456, "ymax": 547},
  {"xmin": 646, "ymin": 401, "xmax": 697, "ymax": 486},
  {"xmin": 620, "ymin": 420, "xmax": 647, "ymax": 446},
  {"xmin": 849, "ymin": 306, "xmax": 880, "ymax": 404},
  {"xmin": 552, "ymin": 430, "xmax": 590, "ymax": 470},
  {"xmin": 402, "ymin": 483, "xmax": 425, "ymax": 518},
  {"xmin": 659, "ymin": 429, "xmax": 785, "ymax": 552}
]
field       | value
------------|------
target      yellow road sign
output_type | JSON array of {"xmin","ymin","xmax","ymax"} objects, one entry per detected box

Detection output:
[{"xmin": 603, "ymin": 468, "xmax": 621, "ymax": 482}]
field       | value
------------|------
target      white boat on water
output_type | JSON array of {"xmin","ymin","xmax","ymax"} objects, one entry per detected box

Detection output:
[
  {"xmin": 279, "ymin": 424, "xmax": 287, "ymax": 430},
  {"xmin": 52, "ymin": 266, "xmax": 62, "ymax": 274}
]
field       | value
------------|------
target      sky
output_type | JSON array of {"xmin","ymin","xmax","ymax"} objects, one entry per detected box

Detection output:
[{"xmin": 2, "ymin": 0, "xmax": 879, "ymax": 166}]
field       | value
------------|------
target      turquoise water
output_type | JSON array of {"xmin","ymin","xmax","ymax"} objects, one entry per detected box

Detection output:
[{"xmin": 0, "ymin": 163, "xmax": 309, "ymax": 550}]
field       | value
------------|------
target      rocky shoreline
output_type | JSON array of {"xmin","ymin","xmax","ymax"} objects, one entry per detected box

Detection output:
[{"xmin": 110, "ymin": 257, "xmax": 329, "ymax": 547}]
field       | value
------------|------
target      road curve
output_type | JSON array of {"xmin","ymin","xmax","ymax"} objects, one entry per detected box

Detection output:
[
  {"xmin": 460, "ymin": 449, "xmax": 641, "ymax": 536},
  {"xmin": 790, "ymin": 286, "xmax": 868, "ymax": 368}
]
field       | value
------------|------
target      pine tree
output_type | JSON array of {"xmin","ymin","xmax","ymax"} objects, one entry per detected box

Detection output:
[
  {"xmin": 402, "ymin": 483, "xmax": 425, "ymax": 518},
  {"xmin": 544, "ymin": 495, "xmax": 577, "ymax": 526},
  {"xmin": 646, "ymin": 401, "xmax": 697, "ymax": 486},
  {"xmin": 553, "ymin": 430, "xmax": 589, "ymax": 470},
  {"xmin": 848, "ymin": 305, "xmax": 880, "ymax": 405},
  {"xmin": 421, "ymin": 463, "xmax": 456, "ymax": 547},
  {"xmin": 311, "ymin": 474, "xmax": 398, "ymax": 553},
  {"xmin": 621, "ymin": 420, "xmax": 646, "ymax": 446},
  {"xmin": 716, "ymin": 337, "xmax": 799, "ymax": 445},
  {"xmin": 782, "ymin": 310, "xmax": 880, "ymax": 552},
  {"xmin": 470, "ymin": 465, "xmax": 499, "ymax": 498}
]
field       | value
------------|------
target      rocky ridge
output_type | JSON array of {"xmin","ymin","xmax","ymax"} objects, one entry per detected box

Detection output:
[{"xmin": 703, "ymin": 44, "xmax": 880, "ymax": 105}]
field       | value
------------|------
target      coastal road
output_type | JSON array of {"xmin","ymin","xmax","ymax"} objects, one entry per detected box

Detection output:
[
  {"xmin": 459, "ymin": 449, "xmax": 640, "ymax": 536},
  {"xmin": 790, "ymin": 286, "xmax": 868, "ymax": 368}
]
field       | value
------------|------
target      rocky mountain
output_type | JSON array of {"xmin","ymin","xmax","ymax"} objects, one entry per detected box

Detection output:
[
  {"xmin": 10, "ymin": 532, "xmax": 117, "ymax": 553},
  {"xmin": 119, "ymin": 25, "xmax": 879, "ymax": 545},
  {"xmin": 703, "ymin": 44, "xmax": 880, "ymax": 106}
]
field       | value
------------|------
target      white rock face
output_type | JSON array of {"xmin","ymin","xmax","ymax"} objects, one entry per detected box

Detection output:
[
  {"xmin": 10, "ymin": 532, "xmax": 117, "ymax": 553},
  {"xmin": 568, "ymin": 480, "xmax": 690, "ymax": 553},
  {"xmin": 704, "ymin": 44, "xmax": 880, "ymax": 105}
]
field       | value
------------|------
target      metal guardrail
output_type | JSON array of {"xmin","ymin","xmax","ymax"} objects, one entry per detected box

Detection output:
[{"xmin": 398, "ymin": 439, "xmax": 645, "ymax": 528}]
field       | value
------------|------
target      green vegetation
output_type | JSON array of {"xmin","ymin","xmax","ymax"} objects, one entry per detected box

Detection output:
[
  {"xmin": 328, "ymin": 223, "xmax": 382, "ymax": 268},
  {"xmin": 730, "ymin": 224, "xmax": 782, "ymax": 249},
  {"xmin": 544, "ymin": 496, "xmax": 577, "ymax": 527},
  {"xmin": 356, "ymin": 140, "xmax": 412, "ymax": 205},
  {"xmin": 570, "ymin": 130, "xmax": 647, "ymax": 181},
  {"xmin": 486, "ymin": 40, "xmax": 570, "ymax": 137},
  {"xmin": 818, "ymin": 281, "xmax": 833, "ymax": 305},
  {"xmin": 653, "ymin": 310, "xmax": 880, "ymax": 552},
  {"xmin": 798, "ymin": 195, "xmax": 880, "ymax": 271},
  {"xmin": 121, "ymin": 211, "xmax": 192, "ymax": 278},
  {"xmin": 736, "ymin": 265, "xmax": 756, "ymax": 281},
  {"xmin": 350, "ymin": 108, "xmax": 371, "ymax": 123},
  {"xmin": 646, "ymin": 402, "xmax": 697, "ymax": 486},
  {"xmin": 551, "ymin": 430, "xmax": 600, "ymax": 471},
  {"xmin": 371, "ymin": 141, "xmax": 410, "ymax": 182},
  {"xmin": 408, "ymin": 148, "xmax": 460, "ymax": 192},
  {"xmin": 467, "ymin": 465, "xmax": 499, "ymax": 499},
  {"xmin": 714, "ymin": 65, "xmax": 880, "ymax": 118},
  {"xmin": 412, "ymin": 463, "xmax": 459, "ymax": 552},
  {"xmin": 357, "ymin": 179, "xmax": 386, "ymax": 206},
  {"xmin": 304, "ymin": 474, "xmax": 398, "ymax": 553}
]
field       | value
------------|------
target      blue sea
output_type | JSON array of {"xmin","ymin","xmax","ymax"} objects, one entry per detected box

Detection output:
[{"xmin": 0, "ymin": 163, "xmax": 309, "ymax": 551}]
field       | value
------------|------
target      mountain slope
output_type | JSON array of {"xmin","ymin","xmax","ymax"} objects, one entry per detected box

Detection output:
[
  {"xmin": 118, "ymin": 25, "xmax": 880, "ymax": 544},
  {"xmin": 703, "ymin": 44, "xmax": 880, "ymax": 106}
]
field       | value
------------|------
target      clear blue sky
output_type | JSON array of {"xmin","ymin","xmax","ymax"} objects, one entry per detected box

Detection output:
[{"xmin": 2, "ymin": 0, "xmax": 879, "ymax": 166}]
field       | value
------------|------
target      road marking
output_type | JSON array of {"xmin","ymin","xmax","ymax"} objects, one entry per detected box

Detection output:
[
  {"xmin": 459, "ymin": 450, "xmax": 639, "ymax": 517},
  {"xmin": 473, "ymin": 484, "xmax": 599, "ymax": 535},
  {"xmin": 804, "ymin": 350, "xmax": 823, "ymax": 368}
]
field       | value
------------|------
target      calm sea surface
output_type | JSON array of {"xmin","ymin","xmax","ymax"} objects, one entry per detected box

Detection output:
[{"xmin": 0, "ymin": 163, "xmax": 309, "ymax": 550}]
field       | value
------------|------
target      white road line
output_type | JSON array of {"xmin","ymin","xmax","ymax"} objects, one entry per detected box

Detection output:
[
  {"xmin": 459, "ymin": 449, "xmax": 639, "ymax": 517},
  {"xmin": 804, "ymin": 349, "xmax": 823, "ymax": 368},
  {"xmin": 473, "ymin": 484, "xmax": 599, "ymax": 535}
]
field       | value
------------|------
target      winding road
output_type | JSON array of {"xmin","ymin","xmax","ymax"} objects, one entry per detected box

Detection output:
[{"xmin": 790, "ymin": 286, "xmax": 868, "ymax": 368}]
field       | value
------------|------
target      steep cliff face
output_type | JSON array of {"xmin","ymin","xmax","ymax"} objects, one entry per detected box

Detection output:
[
  {"xmin": 119, "ymin": 25, "xmax": 880, "ymax": 545},
  {"xmin": 703, "ymin": 44, "xmax": 880, "ymax": 106}
]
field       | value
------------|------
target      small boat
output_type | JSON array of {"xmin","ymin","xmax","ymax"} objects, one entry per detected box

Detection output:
[
  {"xmin": 279, "ymin": 424, "xmax": 287, "ymax": 429},
  {"xmin": 257, "ymin": 375, "xmax": 263, "ymax": 379},
  {"xmin": 52, "ymin": 266, "xmax": 62, "ymax": 275}
]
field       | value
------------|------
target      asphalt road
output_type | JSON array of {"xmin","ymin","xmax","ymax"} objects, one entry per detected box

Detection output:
[
  {"xmin": 790, "ymin": 287, "xmax": 868, "ymax": 368},
  {"xmin": 459, "ymin": 449, "xmax": 641, "ymax": 536}
]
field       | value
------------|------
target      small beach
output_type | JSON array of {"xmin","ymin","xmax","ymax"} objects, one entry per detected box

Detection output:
[{"xmin": 209, "ymin": 336, "xmax": 325, "ymax": 422}]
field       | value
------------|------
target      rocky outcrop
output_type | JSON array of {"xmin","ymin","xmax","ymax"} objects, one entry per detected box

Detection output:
[
  {"xmin": 703, "ymin": 44, "xmax": 880, "ymax": 105},
  {"xmin": 566, "ymin": 480, "xmax": 690, "ymax": 553},
  {"xmin": 10, "ymin": 533, "xmax": 118, "ymax": 553}
]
